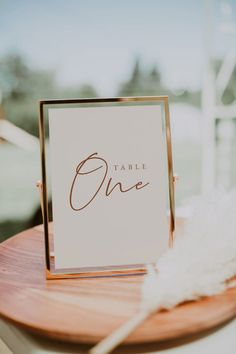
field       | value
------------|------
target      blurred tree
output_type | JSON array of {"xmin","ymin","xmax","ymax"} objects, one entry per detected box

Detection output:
[
  {"xmin": 118, "ymin": 58, "xmax": 201, "ymax": 106},
  {"xmin": 0, "ymin": 54, "xmax": 29, "ymax": 99},
  {"xmin": 118, "ymin": 58, "xmax": 166, "ymax": 96},
  {"xmin": 214, "ymin": 58, "xmax": 236, "ymax": 105},
  {"xmin": 222, "ymin": 68, "xmax": 236, "ymax": 105},
  {"xmin": 78, "ymin": 84, "xmax": 98, "ymax": 98},
  {"xmin": 0, "ymin": 53, "xmax": 98, "ymax": 137},
  {"xmin": 0, "ymin": 53, "xmax": 57, "ymax": 136}
]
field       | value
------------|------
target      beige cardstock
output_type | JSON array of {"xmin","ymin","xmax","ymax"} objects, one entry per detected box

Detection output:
[{"xmin": 48, "ymin": 105, "xmax": 169, "ymax": 269}]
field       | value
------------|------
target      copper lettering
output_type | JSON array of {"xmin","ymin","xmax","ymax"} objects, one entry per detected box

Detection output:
[{"xmin": 69, "ymin": 153, "xmax": 149, "ymax": 211}]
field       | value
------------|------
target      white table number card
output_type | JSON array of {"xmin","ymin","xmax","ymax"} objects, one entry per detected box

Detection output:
[{"xmin": 39, "ymin": 97, "xmax": 175, "ymax": 278}]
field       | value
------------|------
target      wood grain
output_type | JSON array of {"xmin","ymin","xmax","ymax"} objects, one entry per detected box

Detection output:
[{"xmin": 0, "ymin": 221, "xmax": 236, "ymax": 345}]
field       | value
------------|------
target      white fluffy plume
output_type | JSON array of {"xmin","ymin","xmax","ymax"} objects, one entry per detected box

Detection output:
[
  {"xmin": 142, "ymin": 190, "xmax": 236, "ymax": 312},
  {"xmin": 89, "ymin": 190, "xmax": 236, "ymax": 354}
]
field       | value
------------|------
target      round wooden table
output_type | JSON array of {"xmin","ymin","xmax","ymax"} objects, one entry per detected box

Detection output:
[{"xmin": 0, "ymin": 222, "xmax": 236, "ymax": 347}]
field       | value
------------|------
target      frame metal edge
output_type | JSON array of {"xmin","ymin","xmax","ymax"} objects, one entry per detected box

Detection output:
[
  {"xmin": 39, "ymin": 101, "xmax": 51, "ymax": 271},
  {"xmin": 39, "ymin": 96, "xmax": 175, "ymax": 279}
]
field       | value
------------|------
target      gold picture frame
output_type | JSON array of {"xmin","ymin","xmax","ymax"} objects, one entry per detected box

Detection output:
[{"xmin": 38, "ymin": 96, "xmax": 175, "ymax": 279}]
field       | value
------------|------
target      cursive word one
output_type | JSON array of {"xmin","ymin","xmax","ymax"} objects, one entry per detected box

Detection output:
[{"xmin": 69, "ymin": 152, "xmax": 149, "ymax": 211}]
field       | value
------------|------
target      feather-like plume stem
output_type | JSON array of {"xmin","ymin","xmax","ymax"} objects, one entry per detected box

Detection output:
[{"xmin": 88, "ymin": 309, "xmax": 149, "ymax": 354}]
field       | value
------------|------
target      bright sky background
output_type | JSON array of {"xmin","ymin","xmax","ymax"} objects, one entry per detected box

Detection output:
[{"xmin": 0, "ymin": 0, "xmax": 235, "ymax": 95}]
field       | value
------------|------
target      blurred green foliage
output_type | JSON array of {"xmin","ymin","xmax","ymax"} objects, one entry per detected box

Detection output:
[
  {"xmin": 214, "ymin": 58, "xmax": 236, "ymax": 105},
  {"xmin": 0, "ymin": 54, "xmax": 201, "ymax": 139},
  {"xmin": 118, "ymin": 58, "xmax": 201, "ymax": 106},
  {"xmin": 0, "ymin": 53, "xmax": 98, "ymax": 137}
]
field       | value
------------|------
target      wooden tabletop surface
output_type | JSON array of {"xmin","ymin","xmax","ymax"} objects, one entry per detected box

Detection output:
[{"xmin": 0, "ymin": 221, "xmax": 236, "ymax": 345}]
